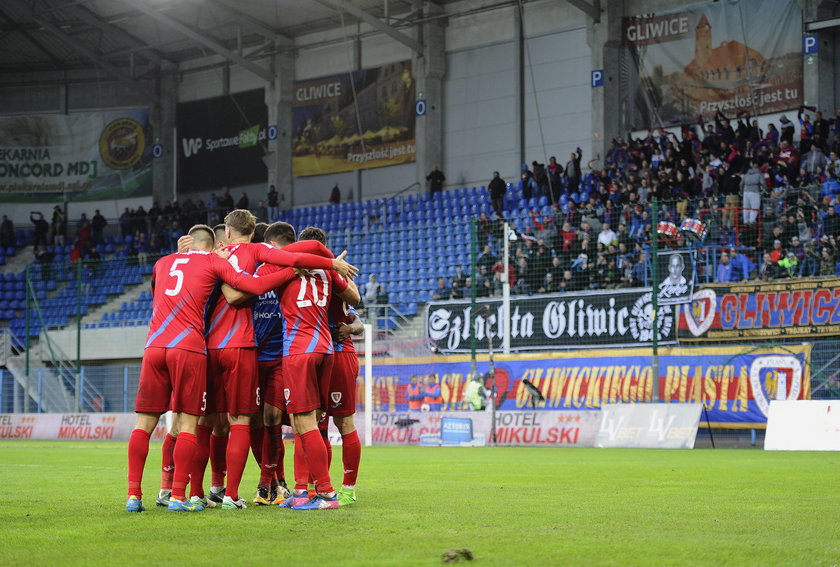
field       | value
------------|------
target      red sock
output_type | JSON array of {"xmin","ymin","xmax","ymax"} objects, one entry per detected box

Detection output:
[
  {"xmin": 276, "ymin": 428, "xmax": 287, "ymax": 482},
  {"xmin": 250, "ymin": 424, "xmax": 263, "ymax": 467},
  {"xmin": 341, "ymin": 430, "xmax": 362, "ymax": 487},
  {"xmin": 259, "ymin": 425, "xmax": 283, "ymax": 487},
  {"xmin": 127, "ymin": 429, "xmax": 151, "ymax": 498},
  {"xmin": 300, "ymin": 429, "xmax": 334, "ymax": 494},
  {"xmin": 160, "ymin": 433, "xmax": 176, "ymax": 491},
  {"xmin": 293, "ymin": 433, "xmax": 309, "ymax": 491},
  {"xmin": 225, "ymin": 424, "xmax": 250, "ymax": 501},
  {"xmin": 320, "ymin": 428, "xmax": 333, "ymax": 468},
  {"xmin": 210, "ymin": 433, "xmax": 227, "ymax": 487},
  {"xmin": 171, "ymin": 432, "xmax": 198, "ymax": 501},
  {"xmin": 190, "ymin": 425, "xmax": 211, "ymax": 498}
]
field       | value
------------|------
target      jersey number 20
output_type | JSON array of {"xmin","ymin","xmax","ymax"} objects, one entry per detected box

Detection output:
[{"xmin": 296, "ymin": 269, "xmax": 329, "ymax": 308}]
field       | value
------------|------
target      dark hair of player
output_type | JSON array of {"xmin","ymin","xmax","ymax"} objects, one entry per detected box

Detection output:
[
  {"xmin": 252, "ymin": 222, "xmax": 269, "ymax": 243},
  {"xmin": 264, "ymin": 222, "xmax": 296, "ymax": 246},
  {"xmin": 224, "ymin": 209, "xmax": 257, "ymax": 237},
  {"xmin": 188, "ymin": 224, "xmax": 215, "ymax": 248},
  {"xmin": 298, "ymin": 226, "xmax": 327, "ymax": 245}
]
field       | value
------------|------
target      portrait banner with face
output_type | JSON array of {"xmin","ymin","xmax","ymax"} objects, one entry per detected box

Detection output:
[{"xmin": 657, "ymin": 250, "xmax": 694, "ymax": 305}]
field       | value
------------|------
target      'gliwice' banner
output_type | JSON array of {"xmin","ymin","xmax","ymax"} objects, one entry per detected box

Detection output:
[
  {"xmin": 678, "ymin": 277, "xmax": 840, "ymax": 342},
  {"xmin": 426, "ymin": 288, "xmax": 676, "ymax": 353},
  {"xmin": 371, "ymin": 345, "xmax": 811, "ymax": 427},
  {"xmin": 623, "ymin": 0, "xmax": 802, "ymax": 127},
  {"xmin": 292, "ymin": 61, "xmax": 416, "ymax": 176},
  {"xmin": 0, "ymin": 108, "xmax": 152, "ymax": 202}
]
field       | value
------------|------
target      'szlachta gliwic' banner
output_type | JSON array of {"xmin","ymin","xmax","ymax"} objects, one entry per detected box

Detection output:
[
  {"xmin": 292, "ymin": 61, "xmax": 416, "ymax": 176},
  {"xmin": 371, "ymin": 345, "xmax": 811, "ymax": 427},
  {"xmin": 426, "ymin": 288, "xmax": 676, "ymax": 353},
  {"xmin": 623, "ymin": 0, "xmax": 802, "ymax": 127},
  {"xmin": 0, "ymin": 109, "xmax": 152, "ymax": 202},
  {"xmin": 176, "ymin": 89, "xmax": 268, "ymax": 192},
  {"xmin": 677, "ymin": 277, "xmax": 840, "ymax": 342}
]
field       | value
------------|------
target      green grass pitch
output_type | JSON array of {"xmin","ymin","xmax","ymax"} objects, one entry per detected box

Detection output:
[{"xmin": 0, "ymin": 441, "xmax": 838, "ymax": 566}]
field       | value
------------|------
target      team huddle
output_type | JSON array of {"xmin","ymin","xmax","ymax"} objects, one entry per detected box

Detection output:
[{"xmin": 126, "ymin": 209, "xmax": 363, "ymax": 512}]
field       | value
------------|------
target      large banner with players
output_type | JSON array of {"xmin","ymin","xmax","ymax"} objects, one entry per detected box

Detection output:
[
  {"xmin": 0, "ymin": 108, "xmax": 152, "ymax": 202},
  {"xmin": 677, "ymin": 277, "xmax": 840, "ymax": 342},
  {"xmin": 292, "ymin": 61, "xmax": 416, "ymax": 176},
  {"xmin": 371, "ymin": 345, "xmax": 811, "ymax": 427},
  {"xmin": 176, "ymin": 88, "xmax": 268, "ymax": 192},
  {"xmin": 426, "ymin": 288, "xmax": 676, "ymax": 353},
  {"xmin": 623, "ymin": 0, "xmax": 802, "ymax": 128}
]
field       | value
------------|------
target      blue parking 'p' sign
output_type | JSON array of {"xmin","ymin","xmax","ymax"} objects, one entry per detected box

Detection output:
[
  {"xmin": 591, "ymin": 70, "xmax": 604, "ymax": 88},
  {"xmin": 803, "ymin": 35, "xmax": 818, "ymax": 55},
  {"xmin": 151, "ymin": 144, "xmax": 164, "ymax": 159}
]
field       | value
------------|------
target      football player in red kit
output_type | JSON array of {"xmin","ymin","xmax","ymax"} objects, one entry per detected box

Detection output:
[{"xmin": 126, "ymin": 224, "xmax": 357, "ymax": 513}]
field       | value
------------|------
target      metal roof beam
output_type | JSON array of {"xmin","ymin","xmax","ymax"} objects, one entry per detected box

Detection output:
[
  {"xmin": 314, "ymin": 0, "xmax": 423, "ymax": 54},
  {"xmin": 45, "ymin": 0, "xmax": 169, "ymax": 66},
  {"xmin": 4, "ymin": 0, "xmax": 160, "ymax": 102},
  {"xmin": 566, "ymin": 0, "xmax": 600, "ymax": 23},
  {"xmin": 0, "ymin": 7, "xmax": 63, "ymax": 68},
  {"xmin": 203, "ymin": 0, "xmax": 294, "ymax": 49},
  {"xmin": 125, "ymin": 0, "xmax": 275, "ymax": 83}
]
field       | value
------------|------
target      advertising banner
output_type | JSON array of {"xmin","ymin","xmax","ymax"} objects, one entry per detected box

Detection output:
[
  {"xmin": 765, "ymin": 400, "xmax": 840, "ymax": 451},
  {"xmin": 623, "ymin": 0, "xmax": 802, "ymax": 128},
  {"xmin": 292, "ymin": 61, "xmax": 416, "ymax": 176},
  {"xmin": 0, "ymin": 108, "xmax": 152, "ymax": 202},
  {"xmin": 677, "ymin": 278, "xmax": 840, "ymax": 342},
  {"xmin": 371, "ymin": 345, "xmax": 811, "ymax": 427},
  {"xmin": 427, "ymin": 288, "xmax": 676, "ymax": 353},
  {"xmin": 656, "ymin": 250, "xmax": 694, "ymax": 306},
  {"xmin": 0, "ymin": 412, "xmax": 142, "ymax": 441},
  {"xmin": 595, "ymin": 403, "xmax": 702, "ymax": 448},
  {"xmin": 368, "ymin": 410, "xmax": 600, "ymax": 447},
  {"xmin": 176, "ymin": 89, "xmax": 267, "ymax": 192}
]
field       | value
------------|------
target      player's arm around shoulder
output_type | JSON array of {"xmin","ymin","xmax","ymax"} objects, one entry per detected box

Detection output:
[{"xmin": 333, "ymin": 273, "xmax": 361, "ymax": 305}]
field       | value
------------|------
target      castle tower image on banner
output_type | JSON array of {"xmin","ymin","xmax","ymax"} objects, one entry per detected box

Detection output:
[{"xmin": 684, "ymin": 14, "xmax": 768, "ymax": 85}]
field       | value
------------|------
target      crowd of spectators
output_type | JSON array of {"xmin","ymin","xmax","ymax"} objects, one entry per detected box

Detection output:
[{"xmin": 434, "ymin": 105, "xmax": 840, "ymax": 298}]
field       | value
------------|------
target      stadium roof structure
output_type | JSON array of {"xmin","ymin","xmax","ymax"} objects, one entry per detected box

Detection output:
[{"xmin": 0, "ymin": 0, "xmax": 570, "ymax": 92}]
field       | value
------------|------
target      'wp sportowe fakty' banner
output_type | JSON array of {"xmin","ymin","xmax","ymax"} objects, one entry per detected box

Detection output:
[
  {"xmin": 176, "ymin": 89, "xmax": 268, "ymax": 192},
  {"xmin": 0, "ymin": 109, "xmax": 152, "ymax": 202},
  {"xmin": 371, "ymin": 345, "xmax": 811, "ymax": 427},
  {"xmin": 623, "ymin": 0, "xmax": 802, "ymax": 128},
  {"xmin": 292, "ymin": 61, "xmax": 416, "ymax": 176},
  {"xmin": 426, "ymin": 288, "xmax": 676, "ymax": 353},
  {"xmin": 677, "ymin": 277, "xmax": 840, "ymax": 342}
]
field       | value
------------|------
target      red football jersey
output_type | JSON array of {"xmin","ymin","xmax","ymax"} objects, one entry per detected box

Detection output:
[
  {"xmin": 206, "ymin": 242, "xmax": 335, "ymax": 350},
  {"xmin": 275, "ymin": 241, "xmax": 348, "ymax": 356},
  {"xmin": 328, "ymin": 281, "xmax": 358, "ymax": 354},
  {"xmin": 145, "ymin": 250, "xmax": 297, "ymax": 354}
]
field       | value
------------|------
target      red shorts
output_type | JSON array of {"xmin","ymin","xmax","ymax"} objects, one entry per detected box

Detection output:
[
  {"xmin": 327, "ymin": 351, "xmax": 359, "ymax": 417},
  {"xmin": 282, "ymin": 353, "xmax": 333, "ymax": 415},
  {"xmin": 135, "ymin": 347, "xmax": 207, "ymax": 415},
  {"xmin": 207, "ymin": 347, "xmax": 259, "ymax": 415},
  {"xmin": 258, "ymin": 358, "xmax": 284, "ymax": 411}
]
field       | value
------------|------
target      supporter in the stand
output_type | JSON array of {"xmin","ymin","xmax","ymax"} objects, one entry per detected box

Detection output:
[
  {"xmin": 30, "ymin": 211, "xmax": 49, "ymax": 252},
  {"xmin": 0, "ymin": 215, "xmax": 13, "ymax": 249},
  {"xmin": 363, "ymin": 274, "xmax": 380, "ymax": 306},
  {"xmin": 430, "ymin": 277, "xmax": 449, "ymax": 301},
  {"xmin": 800, "ymin": 241, "xmax": 820, "ymax": 276},
  {"xmin": 819, "ymin": 244, "xmax": 837, "ymax": 276},
  {"xmin": 476, "ymin": 244, "xmax": 497, "ymax": 272},
  {"xmin": 565, "ymin": 148, "xmax": 583, "ymax": 194},
  {"xmin": 760, "ymin": 252, "xmax": 781, "ymax": 280},
  {"xmin": 426, "ymin": 165, "xmax": 445, "ymax": 199},
  {"xmin": 488, "ymin": 171, "xmax": 507, "ymax": 216},
  {"xmin": 778, "ymin": 251, "xmax": 798, "ymax": 277},
  {"xmin": 715, "ymin": 253, "xmax": 733, "ymax": 283},
  {"xmin": 729, "ymin": 249, "xmax": 756, "ymax": 281},
  {"xmin": 51, "ymin": 206, "xmax": 66, "ymax": 247}
]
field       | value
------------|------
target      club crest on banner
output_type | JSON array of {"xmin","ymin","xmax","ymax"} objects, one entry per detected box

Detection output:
[
  {"xmin": 683, "ymin": 288, "xmax": 717, "ymax": 337},
  {"xmin": 749, "ymin": 355, "xmax": 803, "ymax": 416}
]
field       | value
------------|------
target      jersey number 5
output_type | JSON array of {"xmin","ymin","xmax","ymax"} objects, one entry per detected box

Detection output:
[
  {"xmin": 296, "ymin": 269, "xmax": 329, "ymax": 308},
  {"xmin": 165, "ymin": 258, "xmax": 189, "ymax": 296}
]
